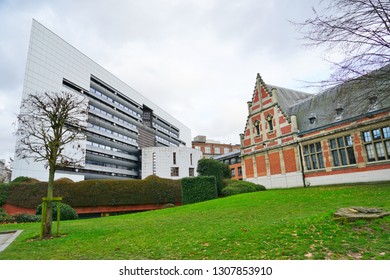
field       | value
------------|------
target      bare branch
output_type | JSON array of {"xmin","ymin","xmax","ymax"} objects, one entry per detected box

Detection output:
[
  {"xmin": 15, "ymin": 91, "xmax": 88, "ymax": 171},
  {"xmin": 292, "ymin": 0, "xmax": 390, "ymax": 101}
]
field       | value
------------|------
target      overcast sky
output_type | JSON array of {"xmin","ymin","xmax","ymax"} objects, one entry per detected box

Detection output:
[{"xmin": 0, "ymin": 0, "xmax": 336, "ymax": 162}]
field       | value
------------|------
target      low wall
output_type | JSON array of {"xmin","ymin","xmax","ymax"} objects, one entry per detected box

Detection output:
[{"xmin": 2, "ymin": 202, "xmax": 182, "ymax": 216}]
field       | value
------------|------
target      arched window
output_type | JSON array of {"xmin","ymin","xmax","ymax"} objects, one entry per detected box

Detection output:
[
  {"xmin": 266, "ymin": 114, "xmax": 274, "ymax": 132},
  {"xmin": 254, "ymin": 120, "xmax": 261, "ymax": 136}
]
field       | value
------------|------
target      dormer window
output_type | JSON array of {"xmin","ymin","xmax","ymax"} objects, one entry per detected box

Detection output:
[
  {"xmin": 335, "ymin": 103, "xmax": 344, "ymax": 116},
  {"xmin": 254, "ymin": 120, "xmax": 261, "ymax": 136},
  {"xmin": 369, "ymin": 95, "xmax": 377, "ymax": 105},
  {"xmin": 266, "ymin": 114, "xmax": 274, "ymax": 132},
  {"xmin": 308, "ymin": 113, "xmax": 317, "ymax": 124},
  {"xmin": 368, "ymin": 95, "xmax": 378, "ymax": 112}
]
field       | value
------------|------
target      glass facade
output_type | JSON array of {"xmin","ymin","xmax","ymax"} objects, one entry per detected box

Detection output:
[{"xmin": 80, "ymin": 77, "xmax": 185, "ymax": 179}]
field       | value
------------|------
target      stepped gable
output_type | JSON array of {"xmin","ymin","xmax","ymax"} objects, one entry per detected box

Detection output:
[{"xmin": 242, "ymin": 74, "xmax": 312, "ymax": 134}]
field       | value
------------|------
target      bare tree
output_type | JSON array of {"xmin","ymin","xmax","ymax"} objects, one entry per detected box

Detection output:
[
  {"xmin": 294, "ymin": 0, "xmax": 390, "ymax": 91},
  {"xmin": 15, "ymin": 91, "xmax": 88, "ymax": 238}
]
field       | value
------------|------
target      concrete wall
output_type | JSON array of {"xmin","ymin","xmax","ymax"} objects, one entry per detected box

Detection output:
[{"xmin": 142, "ymin": 147, "xmax": 202, "ymax": 179}]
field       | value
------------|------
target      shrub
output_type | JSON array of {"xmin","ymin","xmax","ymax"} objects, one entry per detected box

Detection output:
[
  {"xmin": 182, "ymin": 176, "xmax": 217, "ymax": 205},
  {"xmin": 12, "ymin": 176, "xmax": 40, "ymax": 183},
  {"xmin": 54, "ymin": 177, "xmax": 74, "ymax": 184},
  {"xmin": 0, "ymin": 207, "xmax": 8, "ymax": 222},
  {"xmin": 0, "ymin": 209, "xmax": 41, "ymax": 224},
  {"xmin": 0, "ymin": 183, "xmax": 10, "ymax": 206},
  {"xmin": 5, "ymin": 176, "xmax": 182, "ymax": 209},
  {"xmin": 13, "ymin": 213, "xmax": 41, "ymax": 223},
  {"xmin": 36, "ymin": 202, "xmax": 78, "ymax": 220},
  {"xmin": 197, "ymin": 158, "xmax": 231, "ymax": 195},
  {"xmin": 222, "ymin": 180, "xmax": 266, "ymax": 197}
]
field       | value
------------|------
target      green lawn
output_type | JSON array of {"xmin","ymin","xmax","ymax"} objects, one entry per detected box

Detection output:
[{"xmin": 0, "ymin": 182, "xmax": 389, "ymax": 260}]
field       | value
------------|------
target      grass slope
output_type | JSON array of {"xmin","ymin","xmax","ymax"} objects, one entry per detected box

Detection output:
[{"xmin": 0, "ymin": 182, "xmax": 389, "ymax": 260}]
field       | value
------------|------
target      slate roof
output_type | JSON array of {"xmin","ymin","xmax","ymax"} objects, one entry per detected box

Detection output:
[
  {"xmin": 289, "ymin": 75, "xmax": 390, "ymax": 134},
  {"xmin": 265, "ymin": 84, "xmax": 313, "ymax": 117},
  {"xmin": 265, "ymin": 66, "xmax": 390, "ymax": 134}
]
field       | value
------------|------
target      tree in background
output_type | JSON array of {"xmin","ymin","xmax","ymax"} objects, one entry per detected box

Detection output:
[
  {"xmin": 295, "ymin": 0, "xmax": 390, "ymax": 92},
  {"xmin": 197, "ymin": 158, "xmax": 231, "ymax": 195},
  {"xmin": 15, "ymin": 91, "xmax": 88, "ymax": 238}
]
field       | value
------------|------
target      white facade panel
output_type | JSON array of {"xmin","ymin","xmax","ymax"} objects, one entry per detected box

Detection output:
[
  {"xmin": 12, "ymin": 20, "xmax": 191, "ymax": 181},
  {"xmin": 305, "ymin": 169, "xmax": 390, "ymax": 186},
  {"xmin": 246, "ymin": 168, "xmax": 390, "ymax": 189},
  {"xmin": 246, "ymin": 172, "xmax": 304, "ymax": 189},
  {"xmin": 142, "ymin": 147, "xmax": 202, "ymax": 179}
]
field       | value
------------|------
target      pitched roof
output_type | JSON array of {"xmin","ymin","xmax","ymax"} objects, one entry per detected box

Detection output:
[
  {"xmin": 289, "ymin": 69, "xmax": 390, "ymax": 133},
  {"xmin": 266, "ymin": 84, "xmax": 313, "ymax": 117}
]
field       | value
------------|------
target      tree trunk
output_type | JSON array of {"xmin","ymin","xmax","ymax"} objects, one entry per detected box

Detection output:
[{"xmin": 43, "ymin": 165, "xmax": 55, "ymax": 238}]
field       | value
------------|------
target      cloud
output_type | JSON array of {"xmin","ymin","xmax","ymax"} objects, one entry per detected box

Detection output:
[{"xmin": 0, "ymin": 0, "xmax": 333, "ymax": 158}]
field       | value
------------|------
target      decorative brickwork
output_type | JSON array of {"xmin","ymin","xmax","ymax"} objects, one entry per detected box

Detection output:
[{"xmin": 241, "ymin": 72, "xmax": 390, "ymax": 189}]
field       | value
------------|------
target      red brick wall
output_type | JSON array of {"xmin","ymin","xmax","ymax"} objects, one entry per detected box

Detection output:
[
  {"xmin": 256, "ymin": 155, "xmax": 267, "ymax": 176},
  {"xmin": 3, "ymin": 202, "xmax": 182, "ymax": 216},
  {"xmin": 283, "ymin": 148, "xmax": 298, "ymax": 173},
  {"xmin": 268, "ymin": 152, "xmax": 281, "ymax": 175},
  {"xmin": 245, "ymin": 158, "xmax": 254, "ymax": 178}
]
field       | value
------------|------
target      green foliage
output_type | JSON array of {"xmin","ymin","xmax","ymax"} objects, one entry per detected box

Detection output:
[
  {"xmin": 0, "ymin": 182, "xmax": 389, "ymax": 259},
  {"xmin": 222, "ymin": 180, "xmax": 266, "ymax": 197},
  {"xmin": 12, "ymin": 213, "xmax": 41, "ymax": 223},
  {"xmin": 54, "ymin": 177, "xmax": 74, "ymax": 184},
  {"xmin": 182, "ymin": 176, "xmax": 217, "ymax": 205},
  {"xmin": 36, "ymin": 202, "xmax": 78, "ymax": 220},
  {"xmin": 0, "ymin": 208, "xmax": 41, "ymax": 224},
  {"xmin": 6, "ymin": 176, "xmax": 182, "ymax": 209},
  {"xmin": 0, "ymin": 183, "xmax": 10, "ymax": 206},
  {"xmin": 12, "ymin": 176, "xmax": 40, "ymax": 183},
  {"xmin": 197, "ymin": 158, "xmax": 231, "ymax": 195},
  {"xmin": 0, "ymin": 207, "xmax": 7, "ymax": 220}
]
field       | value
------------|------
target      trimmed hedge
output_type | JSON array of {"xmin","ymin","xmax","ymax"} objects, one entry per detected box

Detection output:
[
  {"xmin": 182, "ymin": 176, "xmax": 217, "ymax": 205},
  {"xmin": 0, "ymin": 183, "xmax": 10, "ymax": 206},
  {"xmin": 6, "ymin": 175, "xmax": 182, "ymax": 209},
  {"xmin": 0, "ymin": 208, "xmax": 41, "ymax": 224},
  {"xmin": 36, "ymin": 202, "xmax": 78, "ymax": 220},
  {"xmin": 222, "ymin": 180, "xmax": 266, "ymax": 197},
  {"xmin": 197, "ymin": 158, "xmax": 231, "ymax": 195},
  {"xmin": 12, "ymin": 176, "xmax": 40, "ymax": 184}
]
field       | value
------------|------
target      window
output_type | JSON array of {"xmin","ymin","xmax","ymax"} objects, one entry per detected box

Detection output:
[
  {"xmin": 214, "ymin": 147, "xmax": 220, "ymax": 154},
  {"xmin": 171, "ymin": 167, "xmax": 179, "ymax": 177},
  {"xmin": 362, "ymin": 126, "xmax": 390, "ymax": 162},
  {"xmin": 189, "ymin": 168, "xmax": 194, "ymax": 177},
  {"xmin": 224, "ymin": 148, "xmax": 230, "ymax": 153},
  {"xmin": 308, "ymin": 113, "xmax": 316, "ymax": 124},
  {"xmin": 254, "ymin": 120, "xmax": 261, "ymax": 136},
  {"xmin": 266, "ymin": 114, "xmax": 274, "ymax": 131},
  {"xmin": 329, "ymin": 135, "xmax": 356, "ymax": 166},
  {"xmin": 238, "ymin": 167, "xmax": 242, "ymax": 176},
  {"xmin": 152, "ymin": 152, "xmax": 156, "ymax": 175},
  {"xmin": 231, "ymin": 168, "xmax": 236, "ymax": 177},
  {"xmin": 303, "ymin": 142, "xmax": 325, "ymax": 170},
  {"xmin": 205, "ymin": 146, "xmax": 211, "ymax": 154},
  {"xmin": 190, "ymin": 153, "xmax": 193, "ymax": 165},
  {"xmin": 173, "ymin": 152, "xmax": 176, "ymax": 165}
]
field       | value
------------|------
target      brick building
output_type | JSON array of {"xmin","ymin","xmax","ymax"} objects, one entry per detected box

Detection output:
[
  {"xmin": 213, "ymin": 150, "xmax": 243, "ymax": 180},
  {"xmin": 192, "ymin": 135, "xmax": 240, "ymax": 158},
  {"xmin": 240, "ymin": 70, "xmax": 390, "ymax": 189}
]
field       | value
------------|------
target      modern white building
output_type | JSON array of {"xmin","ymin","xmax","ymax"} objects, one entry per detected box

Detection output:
[
  {"xmin": 142, "ymin": 147, "xmax": 202, "ymax": 179},
  {"xmin": 12, "ymin": 19, "xmax": 191, "ymax": 181}
]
